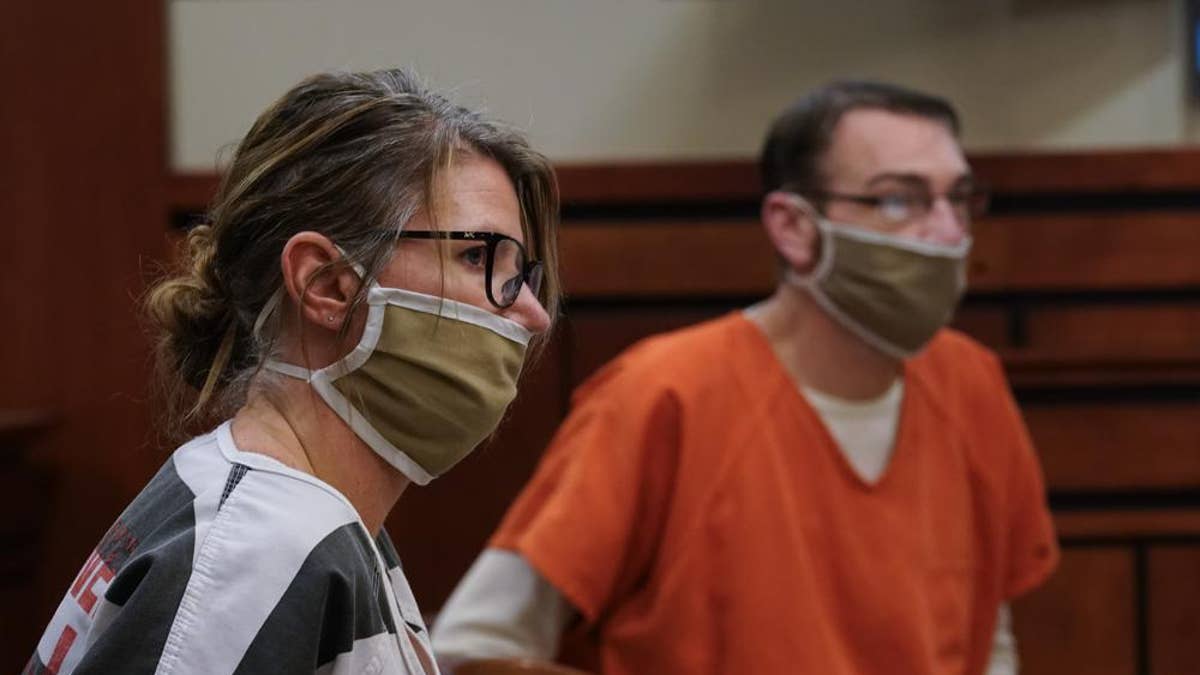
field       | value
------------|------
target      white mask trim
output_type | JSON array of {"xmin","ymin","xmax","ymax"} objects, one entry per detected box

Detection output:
[
  {"xmin": 786, "ymin": 194, "xmax": 972, "ymax": 259},
  {"xmin": 822, "ymin": 219, "xmax": 972, "ymax": 258},
  {"xmin": 368, "ymin": 286, "xmax": 533, "ymax": 346}
]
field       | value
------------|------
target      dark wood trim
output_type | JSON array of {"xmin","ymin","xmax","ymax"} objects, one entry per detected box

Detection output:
[
  {"xmin": 971, "ymin": 148, "xmax": 1200, "ymax": 195},
  {"xmin": 562, "ymin": 149, "xmax": 1200, "ymax": 197},
  {"xmin": 167, "ymin": 148, "xmax": 1200, "ymax": 213},
  {"xmin": 1055, "ymin": 509, "xmax": 1200, "ymax": 540}
]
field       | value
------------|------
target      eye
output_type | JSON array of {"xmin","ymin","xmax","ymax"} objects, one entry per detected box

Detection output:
[
  {"xmin": 460, "ymin": 245, "xmax": 487, "ymax": 269},
  {"xmin": 876, "ymin": 193, "xmax": 917, "ymax": 222}
]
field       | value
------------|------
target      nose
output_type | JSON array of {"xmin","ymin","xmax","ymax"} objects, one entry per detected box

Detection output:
[
  {"xmin": 503, "ymin": 283, "xmax": 552, "ymax": 334},
  {"xmin": 923, "ymin": 195, "xmax": 968, "ymax": 246}
]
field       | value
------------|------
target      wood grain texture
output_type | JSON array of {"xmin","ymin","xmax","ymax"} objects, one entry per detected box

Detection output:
[
  {"xmin": 1054, "ymin": 510, "xmax": 1200, "ymax": 539},
  {"xmin": 565, "ymin": 213, "xmax": 1200, "ymax": 298},
  {"xmin": 971, "ymin": 149, "xmax": 1200, "ymax": 194},
  {"xmin": 559, "ymin": 220, "xmax": 775, "ymax": 298},
  {"xmin": 564, "ymin": 307, "xmax": 731, "ymax": 387},
  {"xmin": 1148, "ymin": 546, "xmax": 1200, "ymax": 675},
  {"xmin": 1017, "ymin": 305, "xmax": 1200, "ymax": 364},
  {"xmin": 0, "ymin": 0, "xmax": 167, "ymax": 669},
  {"xmin": 1024, "ymin": 402, "xmax": 1200, "ymax": 490},
  {"xmin": 1012, "ymin": 548, "xmax": 1137, "ymax": 675},
  {"xmin": 969, "ymin": 212, "xmax": 1200, "ymax": 291},
  {"xmin": 168, "ymin": 148, "xmax": 1200, "ymax": 211}
]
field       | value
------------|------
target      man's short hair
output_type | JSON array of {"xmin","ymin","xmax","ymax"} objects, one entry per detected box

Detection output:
[{"xmin": 759, "ymin": 81, "xmax": 961, "ymax": 197}]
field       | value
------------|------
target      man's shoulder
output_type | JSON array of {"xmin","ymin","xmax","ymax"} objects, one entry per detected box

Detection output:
[
  {"xmin": 159, "ymin": 424, "xmax": 368, "ymax": 572},
  {"xmin": 911, "ymin": 328, "xmax": 1002, "ymax": 385},
  {"xmin": 908, "ymin": 328, "xmax": 1015, "ymax": 429}
]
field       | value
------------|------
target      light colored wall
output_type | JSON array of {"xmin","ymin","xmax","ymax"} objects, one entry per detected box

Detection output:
[{"xmin": 170, "ymin": 0, "xmax": 1194, "ymax": 170}]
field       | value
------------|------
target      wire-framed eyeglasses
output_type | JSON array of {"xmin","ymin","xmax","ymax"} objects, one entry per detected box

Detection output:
[
  {"xmin": 804, "ymin": 185, "xmax": 990, "ymax": 225},
  {"xmin": 397, "ymin": 230, "xmax": 544, "ymax": 310}
]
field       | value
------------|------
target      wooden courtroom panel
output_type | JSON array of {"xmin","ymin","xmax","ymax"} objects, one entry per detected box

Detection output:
[
  {"xmin": 950, "ymin": 305, "xmax": 1010, "ymax": 351},
  {"xmin": 559, "ymin": 220, "xmax": 775, "ymax": 298},
  {"xmin": 168, "ymin": 151, "xmax": 1200, "ymax": 212},
  {"xmin": 969, "ymin": 212, "xmax": 1200, "ymax": 291},
  {"xmin": 554, "ymin": 213, "xmax": 1200, "ymax": 298},
  {"xmin": 0, "ymin": 1, "xmax": 168, "ymax": 671},
  {"xmin": 1148, "ymin": 546, "xmax": 1200, "ymax": 675},
  {"xmin": 1015, "ymin": 304, "xmax": 1200, "ymax": 366},
  {"xmin": 1054, "ymin": 510, "xmax": 1200, "ymax": 540},
  {"xmin": 1021, "ymin": 401, "xmax": 1200, "ymax": 491},
  {"xmin": 970, "ymin": 149, "xmax": 1200, "ymax": 194},
  {"xmin": 565, "ymin": 306, "xmax": 738, "ymax": 387},
  {"xmin": 1012, "ymin": 547, "xmax": 1137, "ymax": 675}
]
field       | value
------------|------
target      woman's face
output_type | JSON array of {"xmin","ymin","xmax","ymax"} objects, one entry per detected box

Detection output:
[{"xmin": 377, "ymin": 155, "xmax": 552, "ymax": 335}]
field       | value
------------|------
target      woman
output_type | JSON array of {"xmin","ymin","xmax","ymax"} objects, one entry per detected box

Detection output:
[{"xmin": 26, "ymin": 69, "xmax": 560, "ymax": 675}]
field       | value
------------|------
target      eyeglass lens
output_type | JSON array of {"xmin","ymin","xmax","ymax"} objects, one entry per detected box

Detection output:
[
  {"xmin": 492, "ymin": 237, "xmax": 527, "ymax": 307},
  {"xmin": 889, "ymin": 189, "xmax": 988, "ymax": 224}
]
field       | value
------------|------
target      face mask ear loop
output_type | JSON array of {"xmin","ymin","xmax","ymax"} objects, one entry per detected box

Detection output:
[
  {"xmin": 333, "ymin": 244, "xmax": 368, "ymax": 280},
  {"xmin": 784, "ymin": 195, "xmax": 836, "ymax": 290},
  {"xmin": 252, "ymin": 286, "xmax": 285, "ymax": 345}
]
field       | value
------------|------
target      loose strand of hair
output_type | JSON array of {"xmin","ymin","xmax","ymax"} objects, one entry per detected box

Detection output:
[{"xmin": 190, "ymin": 319, "xmax": 239, "ymax": 422}]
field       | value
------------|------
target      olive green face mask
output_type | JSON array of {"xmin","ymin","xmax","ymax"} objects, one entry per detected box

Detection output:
[
  {"xmin": 787, "ymin": 213, "xmax": 971, "ymax": 359},
  {"xmin": 265, "ymin": 284, "xmax": 531, "ymax": 485}
]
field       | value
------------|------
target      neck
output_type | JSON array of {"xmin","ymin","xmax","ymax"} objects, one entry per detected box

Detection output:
[
  {"xmin": 746, "ymin": 283, "xmax": 902, "ymax": 400},
  {"xmin": 230, "ymin": 379, "xmax": 409, "ymax": 535}
]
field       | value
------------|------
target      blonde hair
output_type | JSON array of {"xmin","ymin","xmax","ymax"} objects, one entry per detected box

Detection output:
[{"xmin": 145, "ymin": 69, "xmax": 560, "ymax": 431}]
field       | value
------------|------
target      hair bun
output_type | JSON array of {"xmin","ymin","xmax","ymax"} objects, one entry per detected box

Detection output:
[{"xmin": 145, "ymin": 224, "xmax": 235, "ymax": 391}]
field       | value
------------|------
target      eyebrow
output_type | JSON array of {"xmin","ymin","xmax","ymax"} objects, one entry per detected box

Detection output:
[{"xmin": 474, "ymin": 221, "xmax": 528, "ymax": 248}]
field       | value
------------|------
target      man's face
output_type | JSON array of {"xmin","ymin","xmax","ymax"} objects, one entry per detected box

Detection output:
[{"xmin": 818, "ymin": 108, "xmax": 974, "ymax": 246}]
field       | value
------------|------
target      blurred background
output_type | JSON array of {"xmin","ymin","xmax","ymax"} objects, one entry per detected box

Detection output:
[{"xmin": 3, "ymin": 0, "xmax": 1199, "ymax": 672}]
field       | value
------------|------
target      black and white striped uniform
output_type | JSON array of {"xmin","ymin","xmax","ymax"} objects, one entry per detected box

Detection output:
[{"xmin": 26, "ymin": 422, "xmax": 437, "ymax": 674}]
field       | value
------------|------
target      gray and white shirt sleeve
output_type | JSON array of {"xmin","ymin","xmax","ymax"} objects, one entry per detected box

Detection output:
[{"xmin": 26, "ymin": 422, "xmax": 436, "ymax": 675}]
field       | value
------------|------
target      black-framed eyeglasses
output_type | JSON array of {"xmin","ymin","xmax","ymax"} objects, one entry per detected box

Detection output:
[
  {"xmin": 804, "ymin": 186, "xmax": 990, "ymax": 225},
  {"xmin": 397, "ymin": 230, "xmax": 544, "ymax": 310}
]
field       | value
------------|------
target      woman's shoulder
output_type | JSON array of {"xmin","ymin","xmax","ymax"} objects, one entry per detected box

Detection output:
[{"xmin": 158, "ymin": 422, "xmax": 371, "ymax": 575}]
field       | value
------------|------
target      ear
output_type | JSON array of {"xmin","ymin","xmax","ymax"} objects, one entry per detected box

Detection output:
[
  {"xmin": 761, "ymin": 191, "xmax": 821, "ymax": 274},
  {"xmin": 279, "ymin": 232, "xmax": 362, "ymax": 330}
]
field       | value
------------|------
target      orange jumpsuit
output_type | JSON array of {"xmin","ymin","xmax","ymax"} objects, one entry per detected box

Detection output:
[{"xmin": 493, "ymin": 313, "xmax": 1058, "ymax": 675}]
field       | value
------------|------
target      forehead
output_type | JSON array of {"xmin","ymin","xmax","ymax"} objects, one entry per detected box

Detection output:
[
  {"xmin": 432, "ymin": 154, "xmax": 523, "ymax": 240},
  {"xmin": 821, "ymin": 108, "xmax": 968, "ymax": 188}
]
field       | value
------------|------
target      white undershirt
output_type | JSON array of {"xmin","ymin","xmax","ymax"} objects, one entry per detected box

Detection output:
[
  {"xmin": 431, "ymin": 379, "xmax": 1018, "ymax": 674},
  {"xmin": 801, "ymin": 378, "xmax": 904, "ymax": 484}
]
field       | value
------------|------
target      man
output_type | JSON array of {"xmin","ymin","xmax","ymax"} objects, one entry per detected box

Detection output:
[{"xmin": 432, "ymin": 81, "xmax": 1059, "ymax": 675}]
